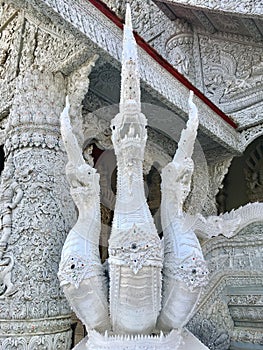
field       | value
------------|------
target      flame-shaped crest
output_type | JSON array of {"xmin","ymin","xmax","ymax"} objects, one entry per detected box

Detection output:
[{"xmin": 119, "ymin": 3, "xmax": 141, "ymax": 114}]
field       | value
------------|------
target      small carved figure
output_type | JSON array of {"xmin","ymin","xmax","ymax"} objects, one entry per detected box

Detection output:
[
  {"xmin": 0, "ymin": 253, "xmax": 16, "ymax": 298},
  {"xmin": 0, "ymin": 170, "xmax": 23, "ymax": 256},
  {"xmin": 0, "ymin": 158, "xmax": 23, "ymax": 297},
  {"xmin": 172, "ymin": 48, "xmax": 190, "ymax": 76}
]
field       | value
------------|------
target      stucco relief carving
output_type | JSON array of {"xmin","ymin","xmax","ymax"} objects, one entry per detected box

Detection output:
[
  {"xmin": 20, "ymin": 10, "xmax": 87, "ymax": 74},
  {"xmin": 101, "ymin": 0, "xmax": 263, "ymax": 135},
  {"xmin": 66, "ymin": 54, "xmax": 99, "ymax": 147},
  {"xmin": 188, "ymin": 222, "xmax": 263, "ymax": 349},
  {"xmin": 199, "ymin": 34, "xmax": 263, "ymax": 113},
  {"xmin": 201, "ymin": 157, "xmax": 233, "ymax": 216},
  {"xmin": 241, "ymin": 124, "xmax": 263, "ymax": 151},
  {"xmin": 232, "ymin": 328, "xmax": 263, "ymax": 345},
  {"xmin": 0, "ymin": 331, "xmax": 72, "ymax": 350},
  {"xmin": 16, "ymin": 0, "xmax": 241, "ymax": 153},
  {"xmin": 0, "ymin": 156, "xmax": 23, "ymax": 297},
  {"xmin": 244, "ymin": 139, "xmax": 263, "ymax": 202},
  {"xmin": 0, "ymin": 3, "xmax": 23, "ymax": 115},
  {"xmin": 232, "ymin": 101, "xmax": 263, "ymax": 129},
  {"xmin": 0, "ymin": 119, "xmax": 6, "ymax": 146},
  {"xmin": 203, "ymin": 223, "xmax": 263, "ymax": 284},
  {"xmin": 160, "ymin": 0, "xmax": 263, "ymax": 17},
  {"xmin": 102, "ymin": 0, "xmax": 175, "ymax": 55},
  {"xmin": 0, "ymin": 0, "xmax": 92, "ymax": 118},
  {"xmin": 187, "ymin": 317, "xmax": 231, "ymax": 350},
  {"xmin": 0, "ymin": 68, "xmax": 75, "ymax": 348},
  {"xmin": 0, "ymin": 3, "xmax": 20, "ymax": 79},
  {"xmin": 165, "ymin": 19, "xmax": 195, "ymax": 82}
]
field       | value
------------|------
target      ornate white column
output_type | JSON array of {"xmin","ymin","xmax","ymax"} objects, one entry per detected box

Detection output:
[{"xmin": 0, "ymin": 68, "xmax": 75, "ymax": 349}]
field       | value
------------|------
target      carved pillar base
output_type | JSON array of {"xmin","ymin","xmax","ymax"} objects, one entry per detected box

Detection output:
[{"xmin": 0, "ymin": 320, "xmax": 72, "ymax": 349}]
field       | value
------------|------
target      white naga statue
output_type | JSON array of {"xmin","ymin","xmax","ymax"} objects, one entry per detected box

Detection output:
[{"xmin": 58, "ymin": 4, "xmax": 262, "ymax": 350}]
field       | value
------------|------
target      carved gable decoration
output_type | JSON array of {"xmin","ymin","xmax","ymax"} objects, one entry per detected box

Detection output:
[{"xmin": 200, "ymin": 35, "xmax": 263, "ymax": 114}]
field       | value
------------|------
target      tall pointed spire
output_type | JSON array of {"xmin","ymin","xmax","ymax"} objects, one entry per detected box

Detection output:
[
  {"xmin": 124, "ymin": 2, "xmax": 132, "ymax": 29},
  {"xmin": 119, "ymin": 3, "xmax": 141, "ymax": 113}
]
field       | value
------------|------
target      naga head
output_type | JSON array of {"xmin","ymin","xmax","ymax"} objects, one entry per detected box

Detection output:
[
  {"xmin": 66, "ymin": 162, "xmax": 100, "ymax": 195},
  {"xmin": 111, "ymin": 110, "xmax": 147, "ymax": 159},
  {"xmin": 161, "ymin": 91, "xmax": 198, "ymax": 216},
  {"xmin": 161, "ymin": 156, "xmax": 194, "ymax": 214},
  {"xmin": 111, "ymin": 3, "xmax": 147, "ymax": 160}
]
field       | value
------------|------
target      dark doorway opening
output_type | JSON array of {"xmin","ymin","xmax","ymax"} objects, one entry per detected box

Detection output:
[{"xmin": 0, "ymin": 145, "xmax": 4, "ymax": 175}]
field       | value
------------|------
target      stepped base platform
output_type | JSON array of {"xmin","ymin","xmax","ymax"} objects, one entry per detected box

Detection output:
[{"xmin": 74, "ymin": 328, "xmax": 209, "ymax": 350}]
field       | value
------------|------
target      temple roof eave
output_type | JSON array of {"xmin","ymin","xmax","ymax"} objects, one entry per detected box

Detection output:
[
  {"xmin": 17, "ymin": 0, "xmax": 243, "ymax": 154},
  {"xmin": 154, "ymin": 0, "xmax": 263, "ymax": 19}
]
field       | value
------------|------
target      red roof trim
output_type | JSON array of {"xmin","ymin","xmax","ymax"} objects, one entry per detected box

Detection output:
[{"xmin": 88, "ymin": 0, "xmax": 237, "ymax": 129}]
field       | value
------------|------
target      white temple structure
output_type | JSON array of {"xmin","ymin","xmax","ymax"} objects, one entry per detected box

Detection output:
[{"xmin": 0, "ymin": 0, "xmax": 262, "ymax": 349}]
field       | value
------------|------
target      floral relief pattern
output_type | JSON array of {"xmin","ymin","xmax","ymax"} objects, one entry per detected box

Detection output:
[{"xmin": 0, "ymin": 69, "xmax": 76, "ymax": 348}]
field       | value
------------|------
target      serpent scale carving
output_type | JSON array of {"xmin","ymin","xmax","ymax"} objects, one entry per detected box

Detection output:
[
  {"xmin": 108, "ymin": 5, "xmax": 163, "ymax": 334},
  {"xmin": 58, "ymin": 96, "xmax": 110, "ymax": 332},
  {"xmin": 157, "ymin": 92, "xmax": 209, "ymax": 331}
]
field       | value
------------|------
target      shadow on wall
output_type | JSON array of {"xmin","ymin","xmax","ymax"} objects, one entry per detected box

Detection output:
[
  {"xmin": 0, "ymin": 145, "xmax": 4, "ymax": 175},
  {"xmin": 219, "ymin": 136, "xmax": 263, "ymax": 212}
]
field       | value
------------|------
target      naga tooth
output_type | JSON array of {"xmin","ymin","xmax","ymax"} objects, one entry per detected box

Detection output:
[
  {"xmin": 104, "ymin": 330, "xmax": 108, "ymax": 339},
  {"xmin": 160, "ymin": 331, "xmax": 164, "ymax": 339}
]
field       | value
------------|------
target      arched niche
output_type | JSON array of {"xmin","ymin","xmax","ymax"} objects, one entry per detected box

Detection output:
[{"xmin": 220, "ymin": 136, "xmax": 263, "ymax": 211}]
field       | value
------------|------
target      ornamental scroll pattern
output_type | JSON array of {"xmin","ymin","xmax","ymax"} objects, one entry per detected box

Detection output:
[{"xmin": 0, "ymin": 69, "xmax": 76, "ymax": 349}]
